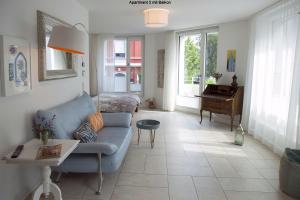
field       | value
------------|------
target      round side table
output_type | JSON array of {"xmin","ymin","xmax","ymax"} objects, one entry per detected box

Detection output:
[{"xmin": 136, "ymin": 119, "xmax": 160, "ymax": 148}]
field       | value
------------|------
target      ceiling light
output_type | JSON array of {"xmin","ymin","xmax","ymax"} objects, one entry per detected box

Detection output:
[{"xmin": 144, "ymin": 8, "xmax": 169, "ymax": 28}]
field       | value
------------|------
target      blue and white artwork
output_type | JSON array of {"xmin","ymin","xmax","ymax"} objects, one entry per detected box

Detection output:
[
  {"xmin": 14, "ymin": 52, "xmax": 27, "ymax": 87},
  {"xmin": 0, "ymin": 35, "xmax": 31, "ymax": 96},
  {"xmin": 8, "ymin": 63, "xmax": 14, "ymax": 81}
]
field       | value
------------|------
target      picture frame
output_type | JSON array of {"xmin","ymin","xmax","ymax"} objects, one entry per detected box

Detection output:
[
  {"xmin": 157, "ymin": 49, "xmax": 165, "ymax": 88},
  {"xmin": 0, "ymin": 35, "xmax": 31, "ymax": 96},
  {"xmin": 226, "ymin": 49, "xmax": 236, "ymax": 72}
]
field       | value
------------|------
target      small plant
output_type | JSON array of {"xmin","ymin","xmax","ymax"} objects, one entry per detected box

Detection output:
[{"xmin": 33, "ymin": 113, "xmax": 56, "ymax": 139}]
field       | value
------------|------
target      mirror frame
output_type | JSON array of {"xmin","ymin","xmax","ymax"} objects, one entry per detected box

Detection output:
[{"xmin": 37, "ymin": 10, "xmax": 77, "ymax": 81}]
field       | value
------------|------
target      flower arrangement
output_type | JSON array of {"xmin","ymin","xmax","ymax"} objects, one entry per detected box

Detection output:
[
  {"xmin": 212, "ymin": 72, "xmax": 223, "ymax": 82},
  {"xmin": 33, "ymin": 113, "xmax": 56, "ymax": 145}
]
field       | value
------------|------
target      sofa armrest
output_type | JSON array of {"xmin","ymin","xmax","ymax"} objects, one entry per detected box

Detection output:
[
  {"xmin": 102, "ymin": 112, "xmax": 132, "ymax": 128},
  {"xmin": 73, "ymin": 143, "xmax": 118, "ymax": 155}
]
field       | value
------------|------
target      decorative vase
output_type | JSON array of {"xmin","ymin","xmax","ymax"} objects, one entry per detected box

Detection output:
[
  {"xmin": 234, "ymin": 124, "xmax": 244, "ymax": 146},
  {"xmin": 40, "ymin": 131, "xmax": 49, "ymax": 145}
]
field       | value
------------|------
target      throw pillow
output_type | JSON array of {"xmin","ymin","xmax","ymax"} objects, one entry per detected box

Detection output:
[
  {"xmin": 73, "ymin": 121, "xmax": 97, "ymax": 143},
  {"xmin": 88, "ymin": 112, "xmax": 104, "ymax": 132}
]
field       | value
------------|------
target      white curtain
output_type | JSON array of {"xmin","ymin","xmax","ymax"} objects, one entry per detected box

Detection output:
[
  {"xmin": 90, "ymin": 34, "xmax": 116, "ymax": 95},
  {"xmin": 162, "ymin": 31, "xmax": 178, "ymax": 111},
  {"xmin": 243, "ymin": 0, "xmax": 300, "ymax": 154}
]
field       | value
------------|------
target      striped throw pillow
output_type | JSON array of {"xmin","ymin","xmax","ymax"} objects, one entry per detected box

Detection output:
[{"xmin": 73, "ymin": 121, "xmax": 97, "ymax": 143}]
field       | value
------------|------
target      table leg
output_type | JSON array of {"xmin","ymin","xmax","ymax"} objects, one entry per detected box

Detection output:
[
  {"xmin": 209, "ymin": 112, "xmax": 212, "ymax": 122},
  {"xmin": 32, "ymin": 166, "xmax": 62, "ymax": 200},
  {"xmin": 149, "ymin": 130, "xmax": 153, "ymax": 148},
  {"xmin": 137, "ymin": 128, "xmax": 141, "ymax": 144},
  {"xmin": 230, "ymin": 116, "xmax": 234, "ymax": 132},
  {"xmin": 200, "ymin": 110, "xmax": 203, "ymax": 124}
]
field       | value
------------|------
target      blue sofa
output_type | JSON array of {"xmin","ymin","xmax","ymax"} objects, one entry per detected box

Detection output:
[{"xmin": 35, "ymin": 92, "xmax": 134, "ymax": 194}]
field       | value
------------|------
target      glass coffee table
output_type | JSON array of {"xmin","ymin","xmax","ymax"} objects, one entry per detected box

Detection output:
[{"xmin": 136, "ymin": 119, "xmax": 160, "ymax": 148}]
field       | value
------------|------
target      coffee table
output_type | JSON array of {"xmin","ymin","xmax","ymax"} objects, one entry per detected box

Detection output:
[{"xmin": 136, "ymin": 119, "xmax": 160, "ymax": 148}]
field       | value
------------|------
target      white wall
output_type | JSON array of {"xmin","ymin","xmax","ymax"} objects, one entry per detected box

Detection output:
[
  {"xmin": 144, "ymin": 32, "xmax": 165, "ymax": 108},
  {"xmin": 0, "ymin": 0, "xmax": 89, "ymax": 199},
  {"xmin": 217, "ymin": 20, "xmax": 250, "ymax": 86}
]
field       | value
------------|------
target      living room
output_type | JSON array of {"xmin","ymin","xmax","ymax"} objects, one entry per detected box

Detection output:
[{"xmin": 0, "ymin": 0, "xmax": 299, "ymax": 200}]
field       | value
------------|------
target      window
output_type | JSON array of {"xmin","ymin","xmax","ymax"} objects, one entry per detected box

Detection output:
[
  {"xmin": 178, "ymin": 29, "xmax": 218, "ymax": 98},
  {"xmin": 103, "ymin": 37, "xmax": 144, "ymax": 93}
]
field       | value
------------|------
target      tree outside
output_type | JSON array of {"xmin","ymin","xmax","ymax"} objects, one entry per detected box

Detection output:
[
  {"xmin": 205, "ymin": 33, "xmax": 218, "ymax": 80},
  {"xmin": 184, "ymin": 36, "xmax": 200, "ymax": 84}
]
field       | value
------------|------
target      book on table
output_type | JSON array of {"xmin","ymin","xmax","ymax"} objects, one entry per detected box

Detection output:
[{"xmin": 36, "ymin": 144, "xmax": 62, "ymax": 160}]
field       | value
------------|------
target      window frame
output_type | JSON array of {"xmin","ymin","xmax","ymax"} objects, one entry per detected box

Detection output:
[
  {"xmin": 177, "ymin": 27, "xmax": 219, "ymax": 98},
  {"xmin": 106, "ymin": 35, "xmax": 145, "ymax": 96}
]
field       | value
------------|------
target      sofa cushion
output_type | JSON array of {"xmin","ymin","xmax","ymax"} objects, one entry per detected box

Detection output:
[
  {"xmin": 73, "ymin": 121, "xmax": 97, "ymax": 143},
  {"xmin": 88, "ymin": 112, "xmax": 104, "ymax": 132},
  {"xmin": 102, "ymin": 113, "xmax": 132, "ymax": 128},
  {"xmin": 73, "ymin": 142, "xmax": 118, "ymax": 155}
]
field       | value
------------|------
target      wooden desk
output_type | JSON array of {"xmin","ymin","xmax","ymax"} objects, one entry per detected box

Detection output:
[
  {"xmin": 5, "ymin": 139, "xmax": 79, "ymax": 200},
  {"xmin": 196, "ymin": 84, "xmax": 244, "ymax": 131}
]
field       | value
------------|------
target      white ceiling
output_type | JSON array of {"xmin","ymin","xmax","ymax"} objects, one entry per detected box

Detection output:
[{"xmin": 77, "ymin": 0, "xmax": 278, "ymax": 34}]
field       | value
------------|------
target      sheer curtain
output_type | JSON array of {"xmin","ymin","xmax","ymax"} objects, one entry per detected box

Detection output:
[
  {"xmin": 90, "ymin": 34, "xmax": 116, "ymax": 94},
  {"xmin": 163, "ymin": 31, "xmax": 177, "ymax": 111},
  {"xmin": 162, "ymin": 31, "xmax": 178, "ymax": 111},
  {"xmin": 243, "ymin": 0, "xmax": 300, "ymax": 154}
]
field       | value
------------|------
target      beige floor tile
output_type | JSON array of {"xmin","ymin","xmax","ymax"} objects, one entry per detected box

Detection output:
[
  {"xmin": 207, "ymin": 157, "xmax": 240, "ymax": 178},
  {"xmin": 258, "ymin": 169, "xmax": 279, "ymax": 179},
  {"xmin": 83, "ymin": 173, "xmax": 119, "ymax": 200},
  {"xmin": 168, "ymin": 165, "xmax": 214, "ymax": 176},
  {"xmin": 227, "ymin": 158, "xmax": 263, "ymax": 179},
  {"xmin": 249, "ymin": 159, "xmax": 280, "ymax": 169},
  {"xmin": 193, "ymin": 177, "xmax": 227, "ymax": 200},
  {"xmin": 117, "ymin": 173, "xmax": 168, "ymax": 187},
  {"xmin": 58, "ymin": 173, "xmax": 87, "ymax": 199},
  {"xmin": 168, "ymin": 176, "xmax": 198, "ymax": 200},
  {"xmin": 144, "ymin": 155, "xmax": 167, "ymax": 174},
  {"xmin": 167, "ymin": 155, "xmax": 209, "ymax": 167},
  {"xmin": 110, "ymin": 186, "xmax": 169, "ymax": 200},
  {"xmin": 266, "ymin": 179, "xmax": 280, "ymax": 191},
  {"xmin": 225, "ymin": 191, "xmax": 294, "ymax": 200},
  {"xmin": 122, "ymin": 154, "xmax": 146, "ymax": 173},
  {"xmin": 219, "ymin": 178, "xmax": 275, "ymax": 192}
]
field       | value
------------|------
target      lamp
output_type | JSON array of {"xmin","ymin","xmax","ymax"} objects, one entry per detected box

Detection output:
[
  {"xmin": 48, "ymin": 25, "xmax": 86, "ymax": 54},
  {"xmin": 144, "ymin": 8, "xmax": 169, "ymax": 28},
  {"xmin": 48, "ymin": 23, "xmax": 101, "ymax": 111}
]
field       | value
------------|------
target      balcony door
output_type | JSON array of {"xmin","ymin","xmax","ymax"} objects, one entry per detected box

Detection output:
[
  {"xmin": 177, "ymin": 29, "xmax": 218, "ymax": 109},
  {"xmin": 103, "ymin": 36, "xmax": 144, "ymax": 94}
]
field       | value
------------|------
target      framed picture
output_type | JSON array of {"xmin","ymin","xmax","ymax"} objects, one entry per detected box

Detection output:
[
  {"xmin": 0, "ymin": 35, "xmax": 31, "ymax": 96},
  {"xmin": 226, "ymin": 49, "xmax": 236, "ymax": 72},
  {"xmin": 157, "ymin": 49, "xmax": 165, "ymax": 88}
]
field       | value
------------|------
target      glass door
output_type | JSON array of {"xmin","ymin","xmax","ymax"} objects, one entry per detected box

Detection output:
[
  {"xmin": 103, "ymin": 36, "xmax": 144, "ymax": 93},
  {"xmin": 128, "ymin": 37, "xmax": 143, "ymax": 92},
  {"xmin": 178, "ymin": 32, "xmax": 204, "ymax": 98},
  {"xmin": 177, "ymin": 29, "xmax": 218, "ymax": 109}
]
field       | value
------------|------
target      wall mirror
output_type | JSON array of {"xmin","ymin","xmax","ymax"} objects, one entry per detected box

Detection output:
[{"xmin": 37, "ymin": 10, "xmax": 77, "ymax": 81}]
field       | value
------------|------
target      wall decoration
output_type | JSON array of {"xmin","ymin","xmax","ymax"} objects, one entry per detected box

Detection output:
[
  {"xmin": 0, "ymin": 35, "xmax": 31, "ymax": 96},
  {"xmin": 157, "ymin": 49, "xmax": 165, "ymax": 88},
  {"xmin": 226, "ymin": 49, "xmax": 236, "ymax": 72}
]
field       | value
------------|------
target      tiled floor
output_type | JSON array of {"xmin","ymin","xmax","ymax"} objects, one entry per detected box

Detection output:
[{"xmin": 35, "ymin": 110, "xmax": 295, "ymax": 200}]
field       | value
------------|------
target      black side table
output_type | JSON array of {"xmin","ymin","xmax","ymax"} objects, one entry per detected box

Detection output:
[{"xmin": 136, "ymin": 119, "xmax": 160, "ymax": 148}]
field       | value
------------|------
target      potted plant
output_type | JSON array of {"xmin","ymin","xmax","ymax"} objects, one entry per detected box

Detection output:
[{"xmin": 33, "ymin": 113, "xmax": 56, "ymax": 145}]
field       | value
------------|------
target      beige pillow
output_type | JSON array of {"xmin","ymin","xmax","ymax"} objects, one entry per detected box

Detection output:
[{"xmin": 87, "ymin": 112, "xmax": 104, "ymax": 132}]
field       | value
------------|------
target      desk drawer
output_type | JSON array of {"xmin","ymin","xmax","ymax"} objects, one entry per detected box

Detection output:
[{"xmin": 202, "ymin": 100, "xmax": 232, "ymax": 112}]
